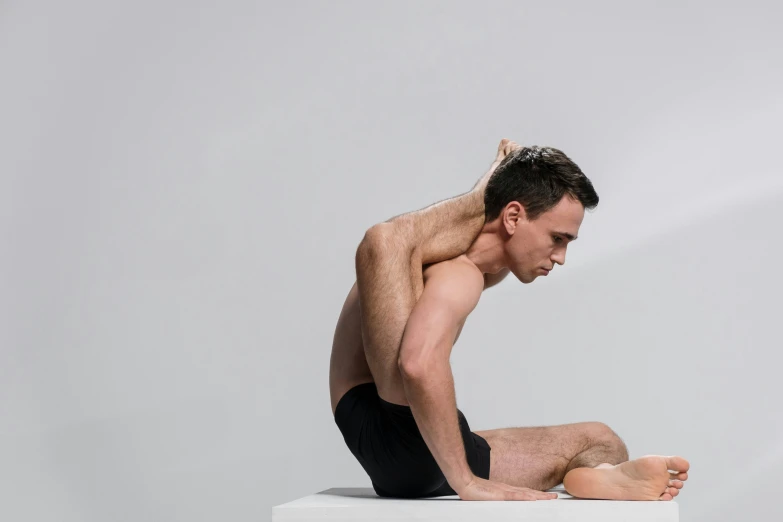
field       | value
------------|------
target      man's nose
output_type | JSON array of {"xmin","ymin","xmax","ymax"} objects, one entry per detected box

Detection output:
[{"xmin": 552, "ymin": 251, "xmax": 566, "ymax": 266}]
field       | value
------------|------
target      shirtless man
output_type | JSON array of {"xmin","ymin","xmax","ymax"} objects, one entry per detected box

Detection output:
[{"xmin": 329, "ymin": 140, "xmax": 690, "ymax": 501}]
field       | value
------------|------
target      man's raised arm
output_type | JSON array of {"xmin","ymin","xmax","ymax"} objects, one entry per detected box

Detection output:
[{"xmin": 397, "ymin": 258, "xmax": 484, "ymax": 494}]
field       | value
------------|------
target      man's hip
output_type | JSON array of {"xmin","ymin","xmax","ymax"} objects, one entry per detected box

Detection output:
[{"xmin": 333, "ymin": 381, "xmax": 491, "ymax": 498}]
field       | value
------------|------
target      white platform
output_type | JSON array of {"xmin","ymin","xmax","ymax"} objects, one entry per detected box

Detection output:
[{"xmin": 272, "ymin": 485, "xmax": 678, "ymax": 521}]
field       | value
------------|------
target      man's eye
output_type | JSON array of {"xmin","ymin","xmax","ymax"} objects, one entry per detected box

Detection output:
[{"xmin": 553, "ymin": 236, "xmax": 562, "ymax": 243}]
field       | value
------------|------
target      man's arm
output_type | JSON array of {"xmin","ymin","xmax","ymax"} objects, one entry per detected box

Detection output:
[{"xmin": 397, "ymin": 258, "xmax": 484, "ymax": 494}]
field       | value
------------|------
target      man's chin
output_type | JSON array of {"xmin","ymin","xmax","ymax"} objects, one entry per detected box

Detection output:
[
  {"xmin": 524, "ymin": 271, "xmax": 541, "ymax": 284},
  {"xmin": 513, "ymin": 272, "xmax": 535, "ymax": 284}
]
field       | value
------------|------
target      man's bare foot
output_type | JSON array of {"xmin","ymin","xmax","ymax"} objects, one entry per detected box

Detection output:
[
  {"xmin": 562, "ymin": 455, "xmax": 690, "ymax": 501},
  {"xmin": 471, "ymin": 138, "xmax": 521, "ymax": 193}
]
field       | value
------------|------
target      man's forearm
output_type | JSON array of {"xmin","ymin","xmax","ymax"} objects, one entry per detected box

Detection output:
[{"xmin": 401, "ymin": 361, "xmax": 473, "ymax": 492}]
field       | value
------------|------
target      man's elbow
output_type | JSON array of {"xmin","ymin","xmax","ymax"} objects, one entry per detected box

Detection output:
[
  {"xmin": 398, "ymin": 356, "xmax": 423, "ymax": 380},
  {"xmin": 398, "ymin": 352, "xmax": 443, "ymax": 380}
]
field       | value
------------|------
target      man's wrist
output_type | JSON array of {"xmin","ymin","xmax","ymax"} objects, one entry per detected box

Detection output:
[{"xmin": 448, "ymin": 470, "xmax": 476, "ymax": 493}]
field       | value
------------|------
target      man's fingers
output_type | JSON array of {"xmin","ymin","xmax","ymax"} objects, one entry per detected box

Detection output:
[
  {"xmin": 532, "ymin": 490, "xmax": 557, "ymax": 500},
  {"xmin": 501, "ymin": 486, "xmax": 532, "ymax": 501},
  {"xmin": 505, "ymin": 486, "xmax": 556, "ymax": 501},
  {"xmin": 507, "ymin": 491, "xmax": 536, "ymax": 501}
]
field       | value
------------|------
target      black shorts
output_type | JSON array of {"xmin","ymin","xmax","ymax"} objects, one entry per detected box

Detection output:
[{"xmin": 333, "ymin": 382, "xmax": 491, "ymax": 498}]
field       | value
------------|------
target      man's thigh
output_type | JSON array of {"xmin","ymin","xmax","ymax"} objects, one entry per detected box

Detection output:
[{"xmin": 474, "ymin": 422, "xmax": 605, "ymax": 491}]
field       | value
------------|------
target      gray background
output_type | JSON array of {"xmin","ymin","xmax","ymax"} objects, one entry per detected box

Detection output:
[{"xmin": 3, "ymin": 1, "xmax": 781, "ymax": 521}]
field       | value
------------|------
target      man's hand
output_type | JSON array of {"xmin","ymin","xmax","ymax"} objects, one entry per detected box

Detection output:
[{"xmin": 457, "ymin": 475, "xmax": 558, "ymax": 501}]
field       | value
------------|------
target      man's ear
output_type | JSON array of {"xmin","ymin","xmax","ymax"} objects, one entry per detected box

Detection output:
[{"xmin": 502, "ymin": 201, "xmax": 525, "ymax": 235}]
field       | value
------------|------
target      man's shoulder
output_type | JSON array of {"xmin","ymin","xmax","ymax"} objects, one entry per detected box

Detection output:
[
  {"xmin": 422, "ymin": 255, "xmax": 484, "ymax": 288},
  {"xmin": 420, "ymin": 255, "xmax": 484, "ymax": 317}
]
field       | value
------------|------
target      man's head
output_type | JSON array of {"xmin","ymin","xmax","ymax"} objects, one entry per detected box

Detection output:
[{"xmin": 484, "ymin": 146, "xmax": 599, "ymax": 283}]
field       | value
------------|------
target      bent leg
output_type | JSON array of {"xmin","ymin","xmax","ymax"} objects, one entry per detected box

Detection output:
[
  {"xmin": 473, "ymin": 422, "xmax": 629, "ymax": 491},
  {"xmin": 355, "ymin": 195, "xmax": 484, "ymax": 403},
  {"xmin": 383, "ymin": 138, "xmax": 518, "ymax": 265}
]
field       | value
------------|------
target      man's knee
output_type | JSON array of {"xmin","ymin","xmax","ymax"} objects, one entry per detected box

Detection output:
[
  {"xmin": 356, "ymin": 222, "xmax": 413, "ymax": 265},
  {"xmin": 583, "ymin": 422, "xmax": 629, "ymax": 461}
]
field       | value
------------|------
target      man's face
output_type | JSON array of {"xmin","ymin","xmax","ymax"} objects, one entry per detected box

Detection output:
[{"xmin": 504, "ymin": 196, "xmax": 585, "ymax": 284}]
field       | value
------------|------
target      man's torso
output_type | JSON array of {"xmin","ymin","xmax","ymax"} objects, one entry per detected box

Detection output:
[{"xmin": 329, "ymin": 255, "xmax": 508, "ymax": 413}]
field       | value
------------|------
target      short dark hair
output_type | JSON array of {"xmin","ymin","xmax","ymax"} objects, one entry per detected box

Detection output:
[{"xmin": 484, "ymin": 146, "xmax": 599, "ymax": 222}]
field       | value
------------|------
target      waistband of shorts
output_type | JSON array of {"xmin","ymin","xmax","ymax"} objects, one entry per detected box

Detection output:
[
  {"xmin": 377, "ymin": 395, "xmax": 414, "ymax": 416},
  {"xmin": 334, "ymin": 381, "xmax": 377, "ymax": 422},
  {"xmin": 334, "ymin": 381, "xmax": 415, "ymax": 420}
]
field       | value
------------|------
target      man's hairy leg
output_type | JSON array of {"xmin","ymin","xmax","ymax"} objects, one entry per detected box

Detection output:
[
  {"xmin": 474, "ymin": 422, "xmax": 630, "ymax": 491},
  {"xmin": 386, "ymin": 138, "xmax": 517, "ymax": 266},
  {"xmin": 355, "ymin": 140, "xmax": 519, "ymax": 403},
  {"xmin": 475, "ymin": 422, "xmax": 688, "ymax": 501}
]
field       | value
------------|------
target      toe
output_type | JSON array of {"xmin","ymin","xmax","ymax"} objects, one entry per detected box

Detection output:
[
  {"xmin": 668, "ymin": 487, "xmax": 679, "ymax": 497},
  {"xmin": 665, "ymin": 456, "xmax": 690, "ymax": 473},
  {"xmin": 669, "ymin": 479, "xmax": 684, "ymax": 489},
  {"xmin": 670, "ymin": 471, "xmax": 688, "ymax": 481},
  {"xmin": 659, "ymin": 492, "xmax": 673, "ymax": 501}
]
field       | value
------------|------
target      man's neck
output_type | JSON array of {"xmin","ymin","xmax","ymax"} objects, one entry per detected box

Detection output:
[{"xmin": 465, "ymin": 220, "xmax": 507, "ymax": 274}]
